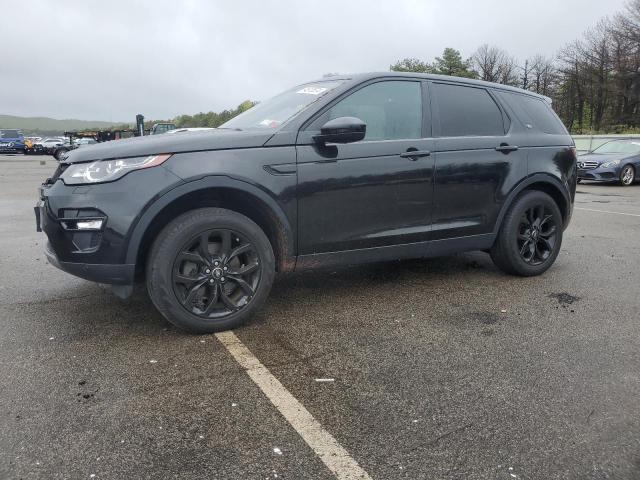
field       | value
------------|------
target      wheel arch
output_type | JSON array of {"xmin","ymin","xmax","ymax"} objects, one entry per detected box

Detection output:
[
  {"xmin": 126, "ymin": 176, "xmax": 296, "ymax": 279},
  {"xmin": 493, "ymin": 174, "xmax": 571, "ymax": 234}
]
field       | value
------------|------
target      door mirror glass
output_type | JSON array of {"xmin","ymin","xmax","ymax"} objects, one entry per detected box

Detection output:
[{"xmin": 314, "ymin": 117, "xmax": 366, "ymax": 145}]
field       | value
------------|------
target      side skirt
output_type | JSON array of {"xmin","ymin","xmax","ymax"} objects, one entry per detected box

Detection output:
[{"xmin": 295, "ymin": 233, "xmax": 496, "ymax": 270}]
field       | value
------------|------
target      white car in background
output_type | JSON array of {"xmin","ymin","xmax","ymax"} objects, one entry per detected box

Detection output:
[{"xmin": 36, "ymin": 137, "xmax": 68, "ymax": 154}]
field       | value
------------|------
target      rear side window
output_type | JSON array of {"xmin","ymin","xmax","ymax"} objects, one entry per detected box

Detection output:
[
  {"xmin": 505, "ymin": 92, "xmax": 566, "ymax": 135},
  {"xmin": 433, "ymin": 83, "xmax": 505, "ymax": 137},
  {"xmin": 314, "ymin": 80, "xmax": 422, "ymax": 141}
]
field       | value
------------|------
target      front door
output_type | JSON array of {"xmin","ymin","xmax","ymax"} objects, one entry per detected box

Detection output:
[{"xmin": 296, "ymin": 79, "xmax": 434, "ymax": 255}]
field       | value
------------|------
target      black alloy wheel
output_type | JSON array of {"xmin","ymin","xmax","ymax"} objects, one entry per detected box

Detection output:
[
  {"xmin": 517, "ymin": 205, "xmax": 558, "ymax": 266},
  {"xmin": 172, "ymin": 229, "xmax": 260, "ymax": 319},
  {"xmin": 146, "ymin": 208, "xmax": 275, "ymax": 333},
  {"xmin": 490, "ymin": 190, "xmax": 563, "ymax": 276}
]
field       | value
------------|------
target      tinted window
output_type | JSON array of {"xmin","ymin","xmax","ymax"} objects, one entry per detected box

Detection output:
[
  {"xmin": 316, "ymin": 81, "xmax": 422, "ymax": 141},
  {"xmin": 515, "ymin": 94, "xmax": 567, "ymax": 135},
  {"xmin": 434, "ymin": 83, "xmax": 505, "ymax": 137}
]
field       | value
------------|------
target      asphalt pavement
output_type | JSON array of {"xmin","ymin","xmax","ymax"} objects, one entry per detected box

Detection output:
[{"xmin": 1, "ymin": 154, "xmax": 639, "ymax": 480}]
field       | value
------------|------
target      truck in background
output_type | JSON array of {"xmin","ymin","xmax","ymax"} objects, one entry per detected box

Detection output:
[{"xmin": 0, "ymin": 129, "xmax": 25, "ymax": 154}]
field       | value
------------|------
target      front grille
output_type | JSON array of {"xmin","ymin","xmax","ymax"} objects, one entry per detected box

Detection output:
[{"xmin": 578, "ymin": 161, "xmax": 599, "ymax": 170}]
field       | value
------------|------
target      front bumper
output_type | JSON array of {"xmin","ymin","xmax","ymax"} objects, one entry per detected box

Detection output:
[
  {"xmin": 45, "ymin": 241, "xmax": 135, "ymax": 284},
  {"xmin": 577, "ymin": 167, "xmax": 619, "ymax": 181},
  {"xmin": 35, "ymin": 164, "xmax": 182, "ymax": 285}
]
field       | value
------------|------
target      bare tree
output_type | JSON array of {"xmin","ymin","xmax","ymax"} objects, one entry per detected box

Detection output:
[
  {"xmin": 521, "ymin": 59, "xmax": 530, "ymax": 90},
  {"xmin": 529, "ymin": 55, "xmax": 557, "ymax": 97}
]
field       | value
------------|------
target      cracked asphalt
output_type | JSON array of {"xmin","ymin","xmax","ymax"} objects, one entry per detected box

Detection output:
[{"xmin": 1, "ymin": 154, "xmax": 639, "ymax": 480}]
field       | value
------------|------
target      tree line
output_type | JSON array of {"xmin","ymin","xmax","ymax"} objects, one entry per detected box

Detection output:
[
  {"xmin": 391, "ymin": 0, "xmax": 640, "ymax": 134},
  {"xmin": 171, "ymin": 100, "xmax": 256, "ymax": 128}
]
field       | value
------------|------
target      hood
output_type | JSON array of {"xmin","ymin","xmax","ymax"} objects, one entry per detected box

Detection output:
[
  {"xmin": 63, "ymin": 129, "xmax": 275, "ymax": 164},
  {"xmin": 578, "ymin": 152, "xmax": 636, "ymax": 165}
]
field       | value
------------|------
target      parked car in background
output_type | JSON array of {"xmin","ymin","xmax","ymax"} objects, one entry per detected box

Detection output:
[
  {"xmin": 0, "ymin": 129, "xmax": 25, "ymax": 154},
  {"xmin": 577, "ymin": 139, "xmax": 640, "ymax": 185},
  {"xmin": 74, "ymin": 138, "xmax": 98, "ymax": 146},
  {"xmin": 53, "ymin": 137, "xmax": 98, "ymax": 160},
  {"xmin": 36, "ymin": 72, "xmax": 576, "ymax": 333},
  {"xmin": 573, "ymin": 134, "xmax": 640, "ymax": 155},
  {"xmin": 150, "ymin": 122, "xmax": 176, "ymax": 135},
  {"xmin": 37, "ymin": 137, "xmax": 69, "ymax": 155},
  {"xmin": 24, "ymin": 137, "xmax": 41, "ymax": 154}
]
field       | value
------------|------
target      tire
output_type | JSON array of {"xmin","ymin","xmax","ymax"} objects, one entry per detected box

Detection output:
[
  {"xmin": 490, "ymin": 190, "xmax": 563, "ymax": 276},
  {"xmin": 620, "ymin": 164, "xmax": 635, "ymax": 186},
  {"xmin": 54, "ymin": 148, "xmax": 68, "ymax": 161},
  {"xmin": 146, "ymin": 208, "xmax": 275, "ymax": 333}
]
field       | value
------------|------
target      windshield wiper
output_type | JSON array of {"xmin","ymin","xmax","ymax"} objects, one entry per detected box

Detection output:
[{"xmin": 215, "ymin": 127, "xmax": 242, "ymax": 131}]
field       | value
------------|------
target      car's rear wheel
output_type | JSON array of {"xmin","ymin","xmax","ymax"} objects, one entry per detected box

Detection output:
[
  {"xmin": 490, "ymin": 190, "xmax": 563, "ymax": 276},
  {"xmin": 146, "ymin": 208, "xmax": 275, "ymax": 333},
  {"xmin": 620, "ymin": 164, "xmax": 635, "ymax": 186}
]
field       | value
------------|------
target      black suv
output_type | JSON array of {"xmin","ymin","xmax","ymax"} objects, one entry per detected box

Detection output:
[{"xmin": 36, "ymin": 73, "xmax": 576, "ymax": 333}]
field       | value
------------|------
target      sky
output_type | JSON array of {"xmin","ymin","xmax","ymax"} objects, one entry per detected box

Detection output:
[{"xmin": 0, "ymin": 0, "xmax": 628, "ymax": 122}]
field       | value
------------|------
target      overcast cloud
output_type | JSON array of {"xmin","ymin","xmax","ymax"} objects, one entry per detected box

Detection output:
[{"xmin": 0, "ymin": 0, "xmax": 627, "ymax": 122}]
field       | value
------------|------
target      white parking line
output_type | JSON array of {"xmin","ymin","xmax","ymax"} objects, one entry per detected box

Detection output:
[
  {"xmin": 215, "ymin": 331, "xmax": 372, "ymax": 480},
  {"xmin": 575, "ymin": 207, "xmax": 640, "ymax": 217}
]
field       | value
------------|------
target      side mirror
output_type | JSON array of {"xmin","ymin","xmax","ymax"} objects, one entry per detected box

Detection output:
[{"xmin": 314, "ymin": 117, "xmax": 366, "ymax": 145}]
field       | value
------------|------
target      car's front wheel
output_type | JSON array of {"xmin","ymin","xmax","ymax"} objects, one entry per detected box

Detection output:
[
  {"xmin": 146, "ymin": 208, "xmax": 275, "ymax": 333},
  {"xmin": 490, "ymin": 190, "xmax": 563, "ymax": 276},
  {"xmin": 620, "ymin": 164, "xmax": 635, "ymax": 186}
]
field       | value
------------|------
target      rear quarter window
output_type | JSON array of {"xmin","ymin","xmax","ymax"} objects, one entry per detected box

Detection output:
[{"xmin": 503, "ymin": 92, "xmax": 567, "ymax": 135}]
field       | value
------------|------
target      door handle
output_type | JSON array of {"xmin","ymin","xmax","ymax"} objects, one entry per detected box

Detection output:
[
  {"xmin": 400, "ymin": 149, "xmax": 431, "ymax": 160},
  {"xmin": 495, "ymin": 143, "xmax": 518, "ymax": 153}
]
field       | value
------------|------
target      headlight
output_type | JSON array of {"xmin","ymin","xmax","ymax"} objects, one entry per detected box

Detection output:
[
  {"xmin": 600, "ymin": 159, "xmax": 620, "ymax": 168},
  {"xmin": 61, "ymin": 154, "xmax": 172, "ymax": 185}
]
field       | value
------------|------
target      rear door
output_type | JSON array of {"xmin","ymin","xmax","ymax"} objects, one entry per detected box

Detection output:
[
  {"xmin": 430, "ymin": 81, "xmax": 528, "ymax": 240},
  {"xmin": 296, "ymin": 79, "xmax": 435, "ymax": 255}
]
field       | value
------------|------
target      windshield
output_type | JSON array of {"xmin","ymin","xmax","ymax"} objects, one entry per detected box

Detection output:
[
  {"xmin": 0, "ymin": 130, "xmax": 20, "ymax": 139},
  {"xmin": 592, "ymin": 139, "xmax": 640, "ymax": 155},
  {"xmin": 220, "ymin": 80, "xmax": 345, "ymax": 130}
]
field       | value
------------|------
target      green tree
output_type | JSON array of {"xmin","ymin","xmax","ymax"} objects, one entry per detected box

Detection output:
[
  {"xmin": 431, "ymin": 48, "xmax": 477, "ymax": 78},
  {"xmin": 391, "ymin": 48, "xmax": 477, "ymax": 78},
  {"xmin": 173, "ymin": 100, "xmax": 256, "ymax": 128},
  {"xmin": 390, "ymin": 58, "xmax": 434, "ymax": 73}
]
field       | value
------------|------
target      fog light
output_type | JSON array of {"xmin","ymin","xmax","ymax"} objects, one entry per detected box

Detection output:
[
  {"xmin": 76, "ymin": 219, "xmax": 104, "ymax": 230},
  {"xmin": 60, "ymin": 218, "xmax": 105, "ymax": 231}
]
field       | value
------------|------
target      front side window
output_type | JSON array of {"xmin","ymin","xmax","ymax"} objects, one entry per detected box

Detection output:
[
  {"xmin": 434, "ymin": 83, "xmax": 505, "ymax": 137},
  {"xmin": 313, "ymin": 80, "xmax": 423, "ymax": 141}
]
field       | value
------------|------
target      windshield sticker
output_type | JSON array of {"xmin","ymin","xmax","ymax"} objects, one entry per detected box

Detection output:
[
  {"xmin": 259, "ymin": 119, "xmax": 281, "ymax": 128},
  {"xmin": 296, "ymin": 86, "xmax": 328, "ymax": 95}
]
